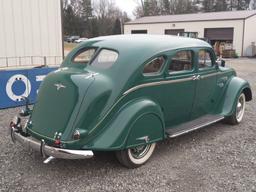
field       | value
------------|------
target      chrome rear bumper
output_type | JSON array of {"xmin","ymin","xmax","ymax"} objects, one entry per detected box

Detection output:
[{"xmin": 10, "ymin": 128, "xmax": 94, "ymax": 163}]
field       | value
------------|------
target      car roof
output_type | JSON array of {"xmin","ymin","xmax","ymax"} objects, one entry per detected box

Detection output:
[
  {"xmin": 86, "ymin": 34, "xmax": 211, "ymax": 54},
  {"xmin": 70, "ymin": 35, "xmax": 212, "ymax": 82},
  {"xmin": 67, "ymin": 35, "xmax": 213, "ymax": 95}
]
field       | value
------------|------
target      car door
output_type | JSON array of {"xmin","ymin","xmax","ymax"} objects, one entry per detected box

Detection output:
[
  {"xmin": 191, "ymin": 48, "xmax": 218, "ymax": 120},
  {"xmin": 163, "ymin": 49, "xmax": 197, "ymax": 128}
]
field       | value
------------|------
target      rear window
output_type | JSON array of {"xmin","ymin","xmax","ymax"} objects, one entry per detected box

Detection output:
[
  {"xmin": 73, "ymin": 48, "xmax": 96, "ymax": 64},
  {"xmin": 90, "ymin": 49, "xmax": 118, "ymax": 69}
]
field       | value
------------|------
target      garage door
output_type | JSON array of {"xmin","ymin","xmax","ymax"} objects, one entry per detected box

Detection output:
[
  {"xmin": 165, "ymin": 29, "xmax": 185, "ymax": 36},
  {"xmin": 204, "ymin": 28, "xmax": 234, "ymax": 41}
]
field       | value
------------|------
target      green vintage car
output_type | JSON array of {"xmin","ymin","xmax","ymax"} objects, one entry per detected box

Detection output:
[{"xmin": 10, "ymin": 35, "xmax": 252, "ymax": 168}]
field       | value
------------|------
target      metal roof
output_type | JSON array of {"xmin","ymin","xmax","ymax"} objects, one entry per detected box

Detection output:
[{"xmin": 126, "ymin": 10, "xmax": 256, "ymax": 25}]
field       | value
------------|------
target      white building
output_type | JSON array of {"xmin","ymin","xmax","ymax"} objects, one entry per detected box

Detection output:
[
  {"xmin": 124, "ymin": 10, "xmax": 256, "ymax": 57},
  {"xmin": 0, "ymin": 0, "xmax": 63, "ymax": 68}
]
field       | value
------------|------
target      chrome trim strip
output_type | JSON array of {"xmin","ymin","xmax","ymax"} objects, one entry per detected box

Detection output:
[
  {"xmin": 43, "ymin": 156, "xmax": 55, "ymax": 164},
  {"xmin": 12, "ymin": 131, "xmax": 94, "ymax": 160},
  {"xmin": 169, "ymin": 116, "xmax": 224, "ymax": 138},
  {"xmin": 123, "ymin": 72, "xmax": 220, "ymax": 96},
  {"xmin": 200, "ymin": 72, "xmax": 219, "ymax": 79},
  {"xmin": 136, "ymin": 136, "xmax": 150, "ymax": 143},
  {"xmin": 90, "ymin": 72, "xmax": 220, "ymax": 134},
  {"xmin": 123, "ymin": 76, "xmax": 193, "ymax": 95}
]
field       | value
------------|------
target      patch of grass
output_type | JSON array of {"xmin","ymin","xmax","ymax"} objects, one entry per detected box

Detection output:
[{"xmin": 64, "ymin": 42, "xmax": 77, "ymax": 51}]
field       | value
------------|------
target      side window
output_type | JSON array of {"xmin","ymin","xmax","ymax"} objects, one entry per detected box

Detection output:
[
  {"xmin": 73, "ymin": 48, "xmax": 96, "ymax": 64},
  {"xmin": 198, "ymin": 50, "xmax": 213, "ymax": 69},
  {"xmin": 169, "ymin": 50, "xmax": 193, "ymax": 73},
  {"xmin": 143, "ymin": 56, "xmax": 165, "ymax": 75},
  {"xmin": 90, "ymin": 49, "xmax": 118, "ymax": 69}
]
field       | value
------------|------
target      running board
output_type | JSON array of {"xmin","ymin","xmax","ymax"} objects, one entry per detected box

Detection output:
[{"xmin": 166, "ymin": 115, "xmax": 224, "ymax": 138}]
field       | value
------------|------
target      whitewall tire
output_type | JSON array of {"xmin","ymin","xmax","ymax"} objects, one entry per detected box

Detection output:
[
  {"xmin": 225, "ymin": 93, "xmax": 246, "ymax": 125},
  {"xmin": 115, "ymin": 143, "xmax": 156, "ymax": 168}
]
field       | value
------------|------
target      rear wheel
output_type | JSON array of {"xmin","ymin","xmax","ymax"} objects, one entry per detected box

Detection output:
[
  {"xmin": 115, "ymin": 143, "xmax": 156, "ymax": 168},
  {"xmin": 225, "ymin": 93, "xmax": 246, "ymax": 125}
]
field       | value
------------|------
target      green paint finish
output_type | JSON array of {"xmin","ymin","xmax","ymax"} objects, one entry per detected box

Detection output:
[
  {"xmin": 29, "ymin": 68, "xmax": 94, "ymax": 141},
  {"xmin": 82, "ymin": 98, "xmax": 164, "ymax": 150},
  {"xmin": 25, "ymin": 35, "xmax": 252, "ymax": 151},
  {"xmin": 220, "ymin": 76, "xmax": 251, "ymax": 116},
  {"xmin": 125, "ymin": 113, "xmax": 164, "ymax": 148}
]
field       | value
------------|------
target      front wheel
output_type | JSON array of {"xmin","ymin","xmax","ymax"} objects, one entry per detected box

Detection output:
[
  {"xmin": 225, "ymin": 93, "xmax": 246, "ymax": 125},
  {"xmin": 115, "ymin": 143, "xmax": 156, "ymax": 168}
]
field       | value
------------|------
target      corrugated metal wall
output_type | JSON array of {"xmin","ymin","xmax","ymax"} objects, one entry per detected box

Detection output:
[{"xmin": 0, "ymin": 0, "xmax": 63, "ymax": 68}]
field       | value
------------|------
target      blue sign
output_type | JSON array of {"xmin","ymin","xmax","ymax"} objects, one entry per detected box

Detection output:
[{"xmin": 0, "ymin": 67, "xmax": 57, "ymax": 109}]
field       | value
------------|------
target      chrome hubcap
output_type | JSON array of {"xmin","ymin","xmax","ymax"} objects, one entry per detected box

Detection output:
[
  {"xmin": 130, "ymin": 144, "xmax": 151, "ymax": 159},
  {"xmin": 236, "ymin": 94, "xmax": 245, "ymax": 122}
]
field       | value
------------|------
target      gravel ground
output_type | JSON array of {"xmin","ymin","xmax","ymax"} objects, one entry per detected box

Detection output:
[{"xmin": 0, "ymin": 58, "xmax": 256, "ymax": 192}]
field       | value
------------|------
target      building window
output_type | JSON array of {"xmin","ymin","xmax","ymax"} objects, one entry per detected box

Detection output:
[
  {"xmin": 131, "ymin": 30, "xmax": 147, "ymax": 34},
  {"xmin": 165, "ymin": 29, "xmax": 184, "ymax": 36}
]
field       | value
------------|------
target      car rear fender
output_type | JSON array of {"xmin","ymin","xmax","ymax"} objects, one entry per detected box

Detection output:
[
  {"xmin": 221, "ymin": 76, "xmax": 252, "ymax": 116},
  {"xmin": 84, "ymin": 98, "xmax": 165, "ymax": 150}
]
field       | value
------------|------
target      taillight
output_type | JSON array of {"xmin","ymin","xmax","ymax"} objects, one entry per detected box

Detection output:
[
  {"xmin": 73, "ymin": 130, "xmax": 80, "ymax": 140},
  {"xmin": 54, "ymin": 138, "xmax": 61, "ymax": 146},
  {"xmin": 53, "ymin": 132, "xmax": 62, "ymax": 147}
]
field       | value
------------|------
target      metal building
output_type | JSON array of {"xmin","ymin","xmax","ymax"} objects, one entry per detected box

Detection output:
[
  {"xmin": 0, "ymin": 0, "xmax": 63, "ymax": 68},
  {"xmin": 124, "ymin": 10, "xmax": 256, "ymax": 57}
]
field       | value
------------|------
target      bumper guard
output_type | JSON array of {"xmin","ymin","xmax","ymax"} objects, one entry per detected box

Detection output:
[{"xmin": 10, "ymin": 127, "xmax": 94, "ymax": 163}]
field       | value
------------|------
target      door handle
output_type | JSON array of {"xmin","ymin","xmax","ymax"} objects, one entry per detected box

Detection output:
[{"xmin": 192, "ymin": 75, "xmax": 201, "ymax": 81}]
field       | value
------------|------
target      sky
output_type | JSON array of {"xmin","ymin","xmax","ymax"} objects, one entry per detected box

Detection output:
[{"xmin": 114, "ymin": 0, "xmax": 138, "ymax": 19}]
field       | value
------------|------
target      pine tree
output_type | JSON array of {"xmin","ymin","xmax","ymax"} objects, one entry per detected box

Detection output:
[
  {"xmin": 202, "ymin": 0, "xmax": 215, "ymax": 12},
  {"xmin": 112, "ymin": 19, "xmax": 121, "ymax": 34},
  {"xmin": 63, "ymin": 4, "xmax": 79, "ymax": 35},
  {"xmin": 214, "ymin": 0, "xmax": 228, "ymax": 11}
]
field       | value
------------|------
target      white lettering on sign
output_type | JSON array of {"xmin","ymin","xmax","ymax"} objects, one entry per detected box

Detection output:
[
  {"xmin": 6, "ymin": 74, "xmax": 31, "ymax": 102},
  {"xmin": 36, "ymin": 75, "xmax": 46, "ymax": 82}
]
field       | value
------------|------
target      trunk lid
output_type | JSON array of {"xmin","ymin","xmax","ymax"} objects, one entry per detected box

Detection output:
[{"xmin": 30, "ymin": 68, "xmax": 94, "ymax": 140}]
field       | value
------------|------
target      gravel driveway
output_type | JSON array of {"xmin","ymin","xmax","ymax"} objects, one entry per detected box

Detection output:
[{"xmin": 0, "ymin": 58, "xmax": 256, "ymax": 192}]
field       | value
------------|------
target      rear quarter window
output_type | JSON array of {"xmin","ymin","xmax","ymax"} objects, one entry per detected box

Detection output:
[
  {"xmin": 90, "ymin": 49, "xmax": 118, "ymax": 69},
  {"xmin": 73, "ymin": 48, "xmax": 96, "ymax": 64},
  {"xmin": 143, "ymin": 56, "xmax": 165, "ymax": 76}
]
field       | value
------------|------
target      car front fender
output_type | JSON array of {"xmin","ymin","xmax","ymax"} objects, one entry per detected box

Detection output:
[
  {"xmin": 221, "ymin": 76, "xmax": 252, "ymax": 116},
  {"xmin": 83, "ymin": 98, "xmax": 165, "ymax": 151}
]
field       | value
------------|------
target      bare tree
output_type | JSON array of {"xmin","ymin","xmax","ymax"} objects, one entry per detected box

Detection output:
[
  {"xmin": 133, "ymin": 0, "xmax": 254, "ymax": 18},
  {"xmin": 92, "ymin": 0, "xmax": 129, "ymax": 36},
  {"xmin": 249, "ymin": 0, "xmax": 256, "ymax": 9},
  {"xmin": 63, "ymin": 0, "xmax": 129, "ymax": 37}
]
